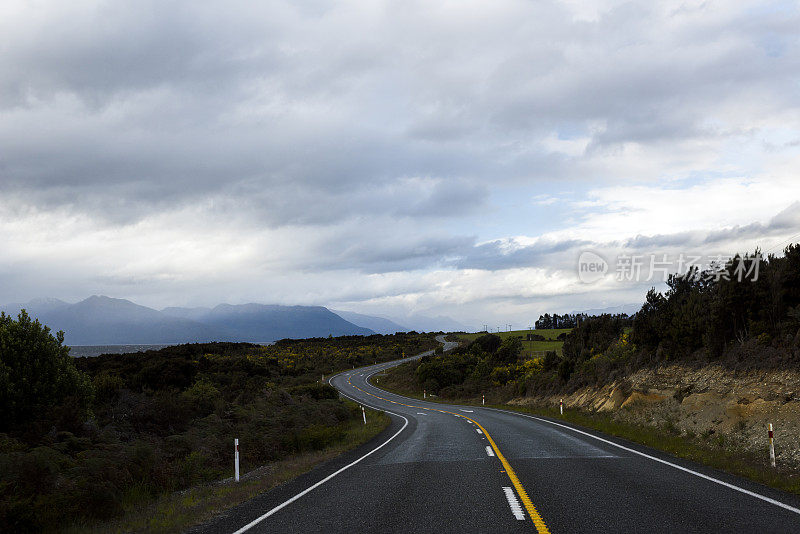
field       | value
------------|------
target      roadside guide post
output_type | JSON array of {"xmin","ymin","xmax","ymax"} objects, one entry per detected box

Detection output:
[
  {"xmin": 234, "ymin": 438, "xmax": 240, "ymax": 482},
  {"xmin": 769, "ymin": 423, "xmax": 776, "ymax": 467}
]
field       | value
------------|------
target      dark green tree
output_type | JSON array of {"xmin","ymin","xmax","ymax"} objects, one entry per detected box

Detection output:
[
  {"xmin": 0, "ymin": 310, "xmax": 93, "ymax": 431},
  {"xmin": 493, "ymin": 337, "xmax": 523, "ymax": 365}
]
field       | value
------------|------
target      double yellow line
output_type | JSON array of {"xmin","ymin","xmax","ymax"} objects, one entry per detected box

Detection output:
[{"xmin": 346, "ymin": 375, "xmax": 550, "ymax": 533}]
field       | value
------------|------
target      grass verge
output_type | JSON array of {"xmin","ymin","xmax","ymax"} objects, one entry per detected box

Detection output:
[
  {"xmin": 65, "ymin": 405, "xmax": 390, "ymax": 534},
  {"xmin": 373, "ymin": 364, "xmax": 800, "ymax": 498}
]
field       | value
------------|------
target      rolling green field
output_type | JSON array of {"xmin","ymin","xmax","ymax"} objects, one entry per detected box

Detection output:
[{"xmin": 453, "ymin": 328, "xmax": 571, "ymax": 356}]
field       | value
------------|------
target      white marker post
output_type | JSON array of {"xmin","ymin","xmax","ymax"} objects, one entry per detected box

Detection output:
[
  {"xmin": 234, "ymin": 438, "xmax": 240, "ymax": 482},
  {"xmin": 560, "ymin": 399, "xmax": 564, "ymax": 415},
  {"xmin": 424, "ymin": 389, "xmax": 426, "ymax": 399},
  {"xmin": 769, "ymin": 423, "xmax": 776, "ymax": 467},
  {"xmin": 482, "ymin": 394, "xmax": 485, "ymax": 406},
  {"xmin": 362, "ymin": 405, "xmax": 367, "ymax": 425}
]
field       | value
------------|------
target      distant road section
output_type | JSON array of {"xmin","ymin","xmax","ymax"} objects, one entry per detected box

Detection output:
[{"xmin": 198, "ymin": 335, "xmax": 800, "ymax": 533}]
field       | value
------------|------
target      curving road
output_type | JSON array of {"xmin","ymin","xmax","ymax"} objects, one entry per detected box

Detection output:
[{"xmin": 198, "ymin": 336, "xmax": 800, "ymax": 533}]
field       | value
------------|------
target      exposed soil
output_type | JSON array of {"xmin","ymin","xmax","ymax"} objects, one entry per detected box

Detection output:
[{"xmin": 512, "ymin": 364, "xmax": 800, "ymax": 469}]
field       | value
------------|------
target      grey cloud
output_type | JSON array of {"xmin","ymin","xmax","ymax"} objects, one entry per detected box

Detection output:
[
  {"xmin": 311, "ymin": 234, "xmax": 476, "ymax": 274},
  {"xmin": 1, "ymin": 0, "xmax": 800, "ymax": 327},
  {"xmin": 451, "ymin": 238, "xmax": 590, "ymax": 271},
  {"xmin": 3, "ymin": 0, "xmax": 799, "ymax": 229},
  {"xmin": 624, "ymin": 232, "xmax": 699, "ymax": 249},
  {"xmin": 620, "ymin": 202, "xmax": 800, "ymax": 250}
]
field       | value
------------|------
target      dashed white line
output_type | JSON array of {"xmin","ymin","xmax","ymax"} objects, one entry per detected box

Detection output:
[
  {"xmin": 485, "ymin": 445, "xmax": 495, "ymax": 457},
  {"xmin": 502, "ymin": 487, "xmax": 526, "ymax": 520},
  {"xmin": 460, "ymin": 409, "xmax": 474, "ymax": 412},
  {"xmin": 476, "ymin": 429, "xmax": 483, "ymax": 434}
]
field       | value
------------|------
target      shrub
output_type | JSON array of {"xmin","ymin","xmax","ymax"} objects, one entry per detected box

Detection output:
[
  {"xmin": 183, "ymin": 379, "xmax": 222, "ymax": 415},
  {"xmin": 0, "ymin": 311, "xmax": 93, "ymax": 432}
]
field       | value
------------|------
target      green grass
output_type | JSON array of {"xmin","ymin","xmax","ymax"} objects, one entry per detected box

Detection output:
[
  {"xmin": 455, "ymin": 328, "xmax": 571, "ymax": 342},
  {"xmin": 65, "ymin": 405, "xmax": 391, "ymax": 534},
  {"xmin": 453, "ymin": 328, "xmax": 570, "ymax": 356}
]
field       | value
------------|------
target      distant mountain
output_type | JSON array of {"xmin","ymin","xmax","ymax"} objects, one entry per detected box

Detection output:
[
  {"xmin": 387, "ymin": 313, "xmax": 470, "ymax": 333},
  {"xmin": 163, "ymin": 303, "xmax": 374, "ymax": 341},
  {"xmin": 2, "ymin": 297, "xmax": 69, "ymax": 316},
  {"xmin": 2, "ymin": 297, "xmax": 375, "ymax": 345},
  {"xmin": 572, "ymin": 303, "xmax": 641, "ymax": 317},
  {"xmin": 160, "ymin": 306, "xmax": 211, "ymax": 322},
  {"xmin": 332, "ymin": 310, "xmax": 409, "ymax": 335},
  {"xmin": 1, "ymin": 296, "xmax": 227, "ymax": 345}
]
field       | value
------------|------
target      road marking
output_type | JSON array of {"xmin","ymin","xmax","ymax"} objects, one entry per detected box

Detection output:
[
  {"xmin": 347, "ymin": 372, "xmax": 550, "ymax": 533},
  {"xmin": 350, "ymin": 346, "xmax": 800, "ymax": 521},
  {"xmin": 232, "ymin": 395, "xmax": 408, "ymax": 533},
  {"xmin": 485, "ymin": 445, "xmax": 495, "ymax": 457},
  {"xmin": 460, "ymin": 409, "xmax": 474, "ymax": 412},
  {"xmin": 486, "ymin": 408, "xmax": 800, "ymax": 517},
  {"xmin": 503, "ymin": 487, "xmax": 526, "ymax": 520},
  {"xmin": 416, "ymin": 412, "xmax": 428, "ymax": 415},
  {"xmin": 476, "ymin": 429, "xmax": 483, "ymax": 434}
]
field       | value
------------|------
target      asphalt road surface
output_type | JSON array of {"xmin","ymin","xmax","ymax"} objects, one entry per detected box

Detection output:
[{"xmin": 197, "ymin": 336, "xmax": 800, "ymax": 533}]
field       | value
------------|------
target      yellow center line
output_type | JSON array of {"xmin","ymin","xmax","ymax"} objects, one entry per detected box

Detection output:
[{"xmin": 345, "ymin": 374, "xmax": 550, "ymax": 533}]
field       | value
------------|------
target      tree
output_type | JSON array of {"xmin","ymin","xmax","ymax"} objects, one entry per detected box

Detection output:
[
  {"xmin": 470, "ymin": 333, "xmax": 502, "ymax": 354},
  {"xmin": 493, "ymin": 337, "xmax": 523, "ymax": 365},
  {"xmin": 0, "ymin": 310, "xmax": 93, "ymax": 431},
  {"xmin": 631, "ymin": 288, "xmax": 667, "ymax": 350}
]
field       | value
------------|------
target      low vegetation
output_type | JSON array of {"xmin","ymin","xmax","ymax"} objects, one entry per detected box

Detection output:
[{"xmin": 0, "ymin": 314, "xmax": 436, "ymax": 533}]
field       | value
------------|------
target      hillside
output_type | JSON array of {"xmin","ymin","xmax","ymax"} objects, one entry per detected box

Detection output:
[
  {"xmin": 1, "ymin": 296, "xmax": 229, "ymax": 345},
  {"xmin": 162, "ymin": 303, "xmax": 374, "ymax": 341},
  {"xmin": 332, "ymin": 310, "xmax": 409, "ymax": 334}
]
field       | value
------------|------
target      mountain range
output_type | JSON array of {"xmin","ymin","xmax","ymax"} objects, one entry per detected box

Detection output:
[
  {"xmin": 330, "ymin": 310, "xmax": 409, "ymax": 335},
  {"xmin": 0, "ymin": 296, "xmax": 466, "ymax": 345},
  {"xmin": 1, "ymin": 297, "xmax": 373, "ymax": 345}
]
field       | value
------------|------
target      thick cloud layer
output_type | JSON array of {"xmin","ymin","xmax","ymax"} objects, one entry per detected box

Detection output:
[{"xmin": 1, "ymin": 0, "xmax": 799, "ymax": 328}]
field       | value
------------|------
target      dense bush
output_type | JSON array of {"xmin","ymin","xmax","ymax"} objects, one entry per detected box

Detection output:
[
  {"xmin": 0, "ymin": 332, "xmax": 438, "ymax": 532},
  {"xmin": 0, "ymin": 311, "xmax": 93, "ymax": 433},
  {"xmin": 413, "ymin": 334, "xmax": 525, "ymax": 396}
]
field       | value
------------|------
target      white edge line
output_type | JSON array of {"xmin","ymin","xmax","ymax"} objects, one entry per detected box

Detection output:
[
  {"xmin": 343, "ymin": 348, "xmax": 800, "ymax": 516},
  {"xmin": 484, "ymin": 407, "xmax": 800, "ymax": 516},
  {"xmin": 232, "ymin": 377, "xmax": 408, "ymax": 533}
]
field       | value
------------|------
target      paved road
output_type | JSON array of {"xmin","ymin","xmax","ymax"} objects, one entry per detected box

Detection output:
[{"xmin": 198, "ymin": 336, "xmax": 800, "ymax": 533}]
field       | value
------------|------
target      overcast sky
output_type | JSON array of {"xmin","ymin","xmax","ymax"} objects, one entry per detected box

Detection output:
[{"xmin": 1, "ymin": 0, "xmax": 799, "ymax": 330}]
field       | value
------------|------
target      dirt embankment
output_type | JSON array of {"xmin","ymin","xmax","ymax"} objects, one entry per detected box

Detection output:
[{"xmin": 512, "ymin": 365, "xmax": 800, "ymax": 469}]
